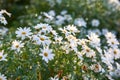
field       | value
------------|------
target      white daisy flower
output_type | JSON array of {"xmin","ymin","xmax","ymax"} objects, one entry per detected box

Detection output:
[
  {"xmin": 102, "ymin": 28, "xmax": 109, "ymax": 35},
  {"xmin": 82, "ymin": 46, "xmax": 96, "ymax": 58},
  {"xmin": 39, "ymin": 47, "xmax": 55, "ymax": 63},
  {"xmin": 0, "ymin": 50, "xmax": 7, "ymax": 61},
  {"xmin": 74, "ymin": 18, "xmax": 87, "ymax": 27},
  {"xmin": 48, "ymin": 10, "xmax": 56, "ymax": 17},
  {"xmin": 50, "ymin": 75, "xmax": 59, "ymax": 80},
  {"xmin": 87, "ymin": 33, "xmax": 100, "ymax": 48},
  {"xmin": 11, "ymin": 40, "xmax": 24, "ymax": 52},
  {"xmin": 109, "ymin": 48, "xmax": 120, "ymax": 59},
  {"xmin": 43, "ymin": 12, "xmax": 54, "ymax": 20},
  {"xmin": 32, "ymin": 35, "xmax": 51, "ymax": 46},
  {"xmin": 34, "ymin": 23, "xmax": 52, "ymax": 34},
  {"xmin": 15, "ymin": 27, "xmax": 32, "ymax": 40},
  {"xmin": 105, "ymin": 32, "xmax": 116, "ymax": 40},
  {"xmin": 0, "ymin": 73, "xmax": 7, "ymax": 80},
  {"xmin": 90, "ymin": 63, "xmax": 102, "ymax": 72},
  {"xmin": 66, "ymin": 25, "xmax": 80, "ymax": 35},
  {"xmin": 76, "ymin": 52, "xmax": 84, "ymax": 60},
  {"xmin": 59, "ymin": 27, "xmax": 70, "ymax": 36},
  {"xmin": 101, "ymin": 50, "xmax": 114, "ymax": 65},
  {"xmin": 61, "ymin": 10, "xmax": 67, "ymax": 15},
  {"xmin": 0, "ymin": 10, "xmax": 11, "ymax": 25},
  {"xmin": 91, "ymin": 19, "xmax": 100, "ymax": 27},
  {"xmin": 109, "ymin": 62, "xmax": 120, "ymax": 78},
  {"xmin": 107, "ymin": 38, "xmax": 119, "ymax": 48},
  {"xmin": 0, "ymin": 16, "xmax": 7, "ymax": 25},
  {"xmin": 64, "ymin": 14, "xmax": 72, "ymax": 22},
  {"xmin": 54, "ymin": 36, "xmax": 63, "ymax": 44},
  {"xmin": 55, "ymin": 15, "xmax": 65, "ymax": 26},
  {"xmin": 0, "ymin": 27, "xmax": 8, "ymax": 36},
  {"xmin": 51, "ymin": 30, "xmax": 58, "ymax": 36},
  {"xmin": 61, "ymin": 42, "xmax": 72, "ymax": 54},
  {"xmin": 0, "ymin": 10, "xmax": 11, "ymax": 17},
  {"xmin": 77, "ymin": 39, "xmax": 89, "ymax": 47}
]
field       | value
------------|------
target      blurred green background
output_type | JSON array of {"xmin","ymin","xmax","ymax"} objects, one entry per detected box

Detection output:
[{"xmin": 0, "ymin": 0, "xmax": 120, "ymax": 37}]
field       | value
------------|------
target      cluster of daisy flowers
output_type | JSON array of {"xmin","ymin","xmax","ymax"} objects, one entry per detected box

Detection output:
[
  {"xmin": 11, "ymin": 23, "xmax": 120, "ymax": 79},
  {"xmin": 0, "ymin": 10, "xmax": 10, "ymax": 80},
  {"xmin": 0, "ymin": 10, "xmax": 120, "ymax": 80},
  {"xmin": 0, "ymin": 10, "xmax": 11, "ymax": 25},
  {"xmin": 38, "ymin": 10, "xmax": 72, "ymax": 26}
]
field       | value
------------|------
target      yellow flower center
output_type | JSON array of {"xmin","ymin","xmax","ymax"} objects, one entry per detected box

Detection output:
[
  {"xmin": 1, "ymin": 18, "xmax": 4, "ymax": 21},
  {"xmin": 114, "ymin": 50, "xmax": 117, "ymax": 54},
  {"xmin": 40, "ymin": 37, "xmax": 45, "ymax": 41},
  {"xmin": 42, "ymin": 26, "xmax": 46, "ymax": 29},
  {"xmin": 111, "ymin": 42, "xmax": 114, "ymax": 45},
  {"xmin": 95, "ymin": 64, "xmax": 99, "ymax": 69},
  {"xmin": 0, "ymin": 56, "xmax": 2, "ymax": 59},
  {"xmin": 0, "ymin": 77, "xmax": 3, "ymax": 80},
  {"xmin": 22, "ymin": 32, "xmax": 26, "ymax": 35},
  {"xmin": 86, "ymin": 49, "xmax": 90, "ymax": 52},
  {"xmin": 81, "ymin": 65, "xmax": 87, "ymax": 71},
  {"xmin": 44, "ymin": 52, "xmax": 48, "ymax": 57},
  {"xmin": 15, "ymin": 44, "xmax": 19, "ymax": 48}
]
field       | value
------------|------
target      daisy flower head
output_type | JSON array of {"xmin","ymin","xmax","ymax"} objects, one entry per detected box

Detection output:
[
  {"xmin": 109, "ymin": 48, "xmax": 120, "ymax": 59},
  {"xmin": 51, "ymin": 30, "xmax": 58, "ymax": 36},
  {"xmin": 76, "ymin": 52, "xmax": 84, "ymax": 60},
  {"xmin": 15, "ymin": 27, "xmax": 32, "ymax": 40},
  {"xmin": 90, "ymin": 63, "xmax": 102, "ymax": 72},
  {"xmin": 105, "ymin": 32, "xmax": 116, "ymax": 40},
  {"xmin": 34, "ymin": 23, "xmax": 52, "ymax": 34},
  {"xmin": 55, "ymin": 15, "xmax": 66, "ymax": 26},
  {"xmin": 0, "ymin": 10, "xmax": 11, "ymax": 17},
  {"xmin": 34, "ymin": 24, "xmax": 41, "ymax": 31},
  {"xmin": 0, "ymin": 16, "xmax": 7, "ymax": 25},
  {"xmin": 74, "ymin": 18, "xmax": 87, "ymax": 27},
  {"xmin": 0, "ymin": 50, "xmax": 7, "ymax": 61},
  {"xmin": 48, "ymin": 10, "xmax": 56, "ymax": 17},
  {"xmin": 66, "ymin": 25, "xmax": 80, "ymax": 35},
  {"xmin": 107, "ymin": 38, "xmax": 119, "ymax": 48},
  {"xmin": 0, "ymin": 27, "xmax": 8, "ymax": 36},
  {"xmin": 11, "ymin": 40, "xmax": 24, "ymax": 52},
  {"xmin": 39, "ymin": 46, "xmax": 55, "ymax": 63},
  {"xmin": 0, "ymin": 73, "xmax": 7, "ymax": 80},
  {"xmin": 102, "ymin": 28, "xmax": 109, "ymax": 35},
  {"xmin": 59, "ymin": 27, "xmax": 70, "ymax": 36},
  {"xmin": 54, "ymin": 36, "xmax": 63, "ymax": 44},
  {"xmin": 87, "ymin": 32, "xmax": 100, "ymax": 48},
  {"xmin": 64, "ymin": 14, "xmax": 72, "ymax": 22},
  {"xmin": 91, "ymin": 19, "xmax": 100, "ymax": 27},
  {"xmin": 101, "ymin": 50, "xmax": 114, "ymax": 65},
  {"xmin": 61, "ymin": 10, "xmax": 67, "ymax": 15},
  {"xmin": 105, "ymin": 32, "xmax": 119, "ymax": 47},
  {"xmin": 50, "ymin": 75, "xmax": 59, "ymax": 80},
  {"xmin": 43, "ymin": 12, "xmax": 54, "ymax": 20},
  {"xmin": 32, "ymin": 35, "xmax": 51, "ymax": 46},
  {"xmin": 0, "ymin": 10, "xmax": 11, "ymax": 25},
  {"xmin": 82, "ymin": 46, "xmax": 96, "ymax": 58}
]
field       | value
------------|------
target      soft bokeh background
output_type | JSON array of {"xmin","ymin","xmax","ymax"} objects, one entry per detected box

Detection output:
[{"xmin": 0, "ymin": 0, "xmax": 120, "ymax": 37}]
